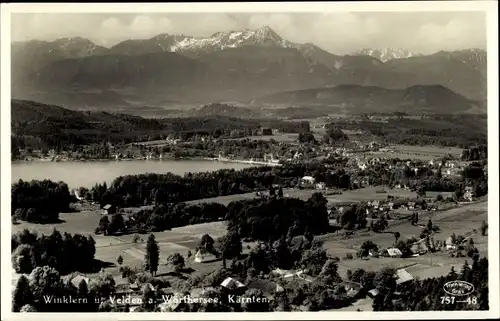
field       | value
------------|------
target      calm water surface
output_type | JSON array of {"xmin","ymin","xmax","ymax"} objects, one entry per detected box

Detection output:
[{"xmin": 11, "ymin": 160, "xmax": 255, "ymax": 188}]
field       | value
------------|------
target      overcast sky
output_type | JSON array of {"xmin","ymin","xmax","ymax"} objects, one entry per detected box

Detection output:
[{"xmin": 11, "ymin": 12, "xmax": 486, "ymax": 54}]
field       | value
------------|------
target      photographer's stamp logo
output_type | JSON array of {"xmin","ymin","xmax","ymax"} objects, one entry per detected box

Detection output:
[{"xmin": 443, "ymin": 281, "xmax": 475, "ymax": 296}]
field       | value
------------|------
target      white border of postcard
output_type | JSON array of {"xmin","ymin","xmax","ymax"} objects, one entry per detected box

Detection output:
[{"xmin": 1, "ymin": 1, "xmax": 499, "ymax": 320}]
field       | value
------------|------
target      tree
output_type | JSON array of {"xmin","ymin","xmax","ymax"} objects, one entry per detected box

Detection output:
[
  {"xmin": 299, "ymin": 247, "xmax": 328, "ymax": 277},
  {"xmin": 427, "ymin": 219, "xmax": 433, "ymax": 231},
  {"xmin": 89, "ymin": 273, "xmax": 116, "ymax": 299},
  {"xmin": 12, "ymin": 244, "xmax": 37, "ymax": 274},
  {"xmin": 374, "ymin": 267, "xmax": 397, "ymax": 294},
  {"xmin": 395, "ymin": 240, "xmax": 413, "ymax": 258},
  {"xmin": 241, "ymin": 288, "xmax": 270, "ymax": 312},
  {"xmin": 144, "ymin": 234, "xmax": 159, "ymax": 276},
  {"xmin": 98, "ymin": 216, "xmax": 110, "ymax": 234},
  {"xmin": 219, "ymin": 229, "xmax": 242, "ymax": 261},
  {"xmin": 19, "ymin": 304, "xmax": 37, "ymax": 312},
  {"xmin": 480, "ymin": 221, "xmax": 488, "ymax": 236},
  {"xmin": 360, "ymin": 240, "xmax": 379, "ymax": 257},
  {"xmin": 318, "ymin": 259, "xmax": 342, "ymax": 284},
  {"xmin": 77, "ymin": 279, "xmax": 89, "ymax": 297},
  {"xmin": 108, "ymin": 214, "xmax": 125, "ymax": 234},
  {"xmin": 141, "ymin": 285, "xmax": 156, "ymax": 312},
  {"xmin": 417, "ymin": 187, "xmax": 426, "ymax": 198},
  {"xmin": 167, "ymin": 253, "xmax": 185, "ymax": 273},
  {"xmin": 13, "ymin": 275, "xmax": 33, "ymax": 312},
  {"xmin": 200, "ymin": 234, "xmax": 215, "ymax": 252},
  {"xmin": 116, "ymin": 255, "xmax": 123, "ymax": 266},
  {"xmin": 269, "ymin": 185, "xmax": 276, "ymax": 197},
  {"xmin": 394, "ymin": 232, "xmax": 401, "ymax": 244}
]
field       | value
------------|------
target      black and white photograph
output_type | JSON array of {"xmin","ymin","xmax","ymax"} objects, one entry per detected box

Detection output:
[{"xmin": 1, "ymin": 2, "xmax": 498, "ymax": 319}]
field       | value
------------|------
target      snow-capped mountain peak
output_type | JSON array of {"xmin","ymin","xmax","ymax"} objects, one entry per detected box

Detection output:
[
  {"xmin": 353, "ymin": 48, "xmax": 422, "ymax": 62},
  {"xmin": 146, "ymin": 26, "xmax": 293, "ymax": 53}
]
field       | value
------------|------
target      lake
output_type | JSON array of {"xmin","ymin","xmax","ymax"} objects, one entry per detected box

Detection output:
[{"xmin": 11, "ymin": 160, "xmax": 256, "ymax": 188}]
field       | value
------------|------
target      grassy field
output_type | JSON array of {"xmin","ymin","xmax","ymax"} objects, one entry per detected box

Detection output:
[
  {"xmin": 11, "ymin": 191, "xmax": 487, "ymax": 304},
  {"xmin": 186, "ymin": 186, "xmax": 417, "ymax": 206},
  {"xmin": 367, "ymin": 145, "xmax": 464, "ymax": 161},
  {"xmin": 322, "ymin": 201, "xmax": 488, "ymax": 282},
  {"xmin": 227, "ymin": 133, "xmax": 299, "ymax": 143}
]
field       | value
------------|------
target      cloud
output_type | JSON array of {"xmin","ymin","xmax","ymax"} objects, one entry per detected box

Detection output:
[{"xmin": 11, "ymin": 12, "xmax": 486, "ymax": 54}]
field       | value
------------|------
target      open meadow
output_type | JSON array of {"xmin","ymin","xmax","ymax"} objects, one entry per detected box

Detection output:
[
  {"xmin": 186, "ymin": 186, "xmax": 418, "ymax": 206},
  {"xmin": 368, "ymin": 144, "xmax": 463, "ymax": 161},
  {"xmin": 12, "ymin": 196, "xmax": 487, "ymax": 293},
  {"xmin": 321, "ymin": 201, "xmax": 487, "ymax": 282}
]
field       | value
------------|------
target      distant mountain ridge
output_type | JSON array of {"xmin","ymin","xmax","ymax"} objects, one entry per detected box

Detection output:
[
  {"xmin": 253, "ymin": 84, "xmax": 485, "ymax": 114},
  {"xmin": 352, "ymin": 48, "xmax": 423, "ymax": 62},
  {"xmin": 11, "ymin": 26, "xmax": 488, "ymax": 110}
]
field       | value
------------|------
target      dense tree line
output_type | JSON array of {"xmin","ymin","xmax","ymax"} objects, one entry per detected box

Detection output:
[
  {"xmin": 226, "ymin": 192, "xmax": 330, "ymax": 242},
  {"xmin": 162, "ymin": 138, "xmax": 302, "ymax": 160},
  {"xmin": 266, "ymin": 120, "xmax": 311, "ymax": 133},
  {"xmin": 97, "ymin": 192, "xmax": 330, "ymax": 240},
  {"xmin": 323, "ymin": 125, "xmax": 349, "ymax": 145},
  {"xmin": 11, "ymin": 229, "xmax": 96, "ymax": 275},
  {"xmin": 12, "ymin": 265, "xmax": 120, "ymax": 312},
  {"xmin": 105, "ymin": 202, "xmax": 228, "ymax": 234},
  {"xmin": 88, "ymin": 163, "xmax": 352, "ymax": 207},
  {"xmin": 11, "ymin": 179, "xmax": 74, "ymax": 223},
  {"xmin": 12, "ymin": 99, "xmax": 313, "ymax": 154},
  {"xmin": 331, "ymin": 115, "xmax": 487, "ymax": 148},
  {"xmin": 461, "ymin": 145, "xmax": 487, "ymax": 161},
  {"xmin": 298, "ymin": 132, "xmax": 318, "ymax": 145}
]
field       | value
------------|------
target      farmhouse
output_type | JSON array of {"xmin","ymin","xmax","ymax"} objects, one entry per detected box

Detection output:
[
  {"xmin": 300, "ymin": 176, "xmax": 316, "ymax": 188},
  {"xmin": 102, "ymin": 204, "xmax": 116, "ymax": 215},
  {"xmin": 384, "ymin": 248, "xmax": 403, "ymax": 258},
  {"xmin": 367, "ymin": 288, "xmax": 380, "ymax": 298},
  {"xmin": 129, "ymin": 282, "xmax": 140, "ymax": 292},
  {"xmin": 464, "ymin": 186, "xmax": 474, "ymax": 202},
  {"xmin": 342, "ymin": 281, "xmax": 364, "ymax": 300},
  {"xmin": 70, "ymin": 274, "xmax": 89, "ymax": 288},
  {"xmin": 221, "ymin": 277, "xmax": 246, "ymax": 290},
  {"xmin": 395, "ymin": 269, "xmax": 414, "ymax": 285},
  {"xmin": 316, "ymin": 182, "xmax": 326, "ymax": 190},
  {"xmin": 445, "ymin": 236, "xmax": 456, "ymax": 250},
  {"xmin": 411, "ymin": 238, "xmax": 429, "ymax": 254},
  {"xmin": 193, "ymin": 249, "xmax": 217, "ymax": 263}
]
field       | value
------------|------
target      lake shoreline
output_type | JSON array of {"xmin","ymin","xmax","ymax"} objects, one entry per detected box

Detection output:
[
  {"xmin": 11, "ymin": 158, "xmax": 260, "ymax": 189},
  {"xmin": 12, "ymin": 156, "xmax": 281, "ymax": 167}
]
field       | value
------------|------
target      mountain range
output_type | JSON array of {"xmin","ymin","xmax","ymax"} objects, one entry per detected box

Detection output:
[
  {"xmin": 254, "ymin": 84, "xmax": 485, "ymax": 114},
  {"xmin": 352, "ymin": 48, "xmax": 422, "ymax": 62},
  {"xmin": 11, "ymin": 26, "xmax": 487, "ymax": 113}
]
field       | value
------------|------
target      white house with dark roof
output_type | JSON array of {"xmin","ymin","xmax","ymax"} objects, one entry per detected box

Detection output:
[{"xmin": 221, "ymin": 277, "xmax": 246, "ymax": 290}]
